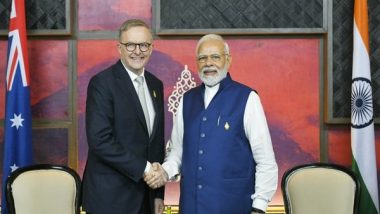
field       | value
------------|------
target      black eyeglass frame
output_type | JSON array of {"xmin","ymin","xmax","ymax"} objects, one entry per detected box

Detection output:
[{"xmin": 119, "ymin": 42, "xmax": 152, "ymax": 52}]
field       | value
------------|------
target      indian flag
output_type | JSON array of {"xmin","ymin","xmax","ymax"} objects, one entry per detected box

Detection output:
[{"xmin": 351, "ymin": 0, "xmax": 379, "ymax": 213}]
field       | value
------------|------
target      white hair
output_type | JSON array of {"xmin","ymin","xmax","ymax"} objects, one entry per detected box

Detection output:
[{"xmin": 195, "ymin": 34, "xmax": 230, "ymax": 55}]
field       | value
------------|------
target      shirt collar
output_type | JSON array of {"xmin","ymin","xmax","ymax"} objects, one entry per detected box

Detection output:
[{"xmin": 120, "ymin": 60, "xmax": 145, "ymax": 81}]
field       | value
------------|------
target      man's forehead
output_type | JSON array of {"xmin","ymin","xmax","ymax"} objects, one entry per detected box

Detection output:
[{"xmin": 198, "ymin": 40, "xmax": 224, "ymax": 53}]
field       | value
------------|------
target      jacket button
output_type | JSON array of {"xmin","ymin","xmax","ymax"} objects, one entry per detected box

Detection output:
[
  {"xmin": 202, "ymin": 117, "xmax": 207, "ymax": 121},
  {"xmin": 198, "ymin": 184, "xmax": 203, "ymax": 189}
]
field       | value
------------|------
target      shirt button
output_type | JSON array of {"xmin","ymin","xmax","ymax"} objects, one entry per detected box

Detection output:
[
  {"xmin": 198, "ymin": 185, "xmax": 203, "ymax": 189},
  {"xmin": 198, "ymin": 166, "xmax": 203, "ymax": 171},
  {"xmin": 199, "ymin": 150, "xmax": 203, "ymax": 154},
  {"xmin": 202, "ymin": 117, "xmax": 207, "ymax": 121},
  {"xmin": 200, "ymin": 133, "xmax": 205, "ymax": 138}
]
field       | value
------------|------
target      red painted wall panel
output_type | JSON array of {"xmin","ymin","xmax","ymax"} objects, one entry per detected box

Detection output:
[{"xmin": 78, "ymin": 0, "xmax": 152, "ymax": 31}]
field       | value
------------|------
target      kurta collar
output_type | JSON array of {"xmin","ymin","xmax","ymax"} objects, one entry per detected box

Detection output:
[{"xmin": 201, "ymin": 72, "xmax": 232, "ymax": 93}]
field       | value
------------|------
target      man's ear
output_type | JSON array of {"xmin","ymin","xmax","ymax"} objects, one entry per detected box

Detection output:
[
  {"xmin": 226, "ymin": 54, "xmax": 232, "ymax": 69},
  {"xmin": 117, "ymin": 44, "xmax": 122, "ymax": 55}
]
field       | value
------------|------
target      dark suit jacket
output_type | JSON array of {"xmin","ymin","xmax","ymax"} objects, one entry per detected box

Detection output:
[{"xmin": 82, "ymin": 60, "xmax": 165, "ymax": 214}]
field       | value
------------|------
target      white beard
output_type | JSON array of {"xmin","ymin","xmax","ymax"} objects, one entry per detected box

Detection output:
[{"xmin": 199, "ymin": 65, "xmax": 228, "ymax": 87}]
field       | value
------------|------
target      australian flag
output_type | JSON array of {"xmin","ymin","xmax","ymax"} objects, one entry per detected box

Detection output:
[{"xmin": 1, "ymin": 0, "xmax": 32, "ymax": 213}]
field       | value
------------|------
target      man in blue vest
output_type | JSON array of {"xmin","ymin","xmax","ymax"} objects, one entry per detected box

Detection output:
[{"xmin": 145, "ymin": 34, "xmax": 278, "ymax": 214}]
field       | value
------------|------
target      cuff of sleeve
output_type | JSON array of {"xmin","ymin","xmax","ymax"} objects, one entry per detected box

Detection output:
[
  {"xmin": 144, "ymin": 161, "xmax": 151, "ymax": 174},
  {"xmin": 252, "ymin": 197, "xmax": 268, "ymax": 212},
  {"xmin": 162, "ymin": 162, "xmax": 178, "ymax": 180},
  {"xmin": 251, "ymin": 207, "xmax": 265, "ymax": 213}
]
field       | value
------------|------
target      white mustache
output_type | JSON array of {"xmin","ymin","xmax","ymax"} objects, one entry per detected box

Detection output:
[{"xmin": 201, "ymin": 67, "xmax": 218, "ymax": 73}]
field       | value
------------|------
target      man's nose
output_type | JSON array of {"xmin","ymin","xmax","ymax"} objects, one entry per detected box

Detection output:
[
  {"xmin": 205, "ymin": 57, "xmax": 214, "ymax": 65},
  {"xmin": 134, "ymin": 44, "xmax": 142, "ymax": 54}
]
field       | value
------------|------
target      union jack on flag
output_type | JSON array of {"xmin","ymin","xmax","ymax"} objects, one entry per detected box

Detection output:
[{"xmin": 1, "ymin": 0, "xmax": 32, "ymax": 213}]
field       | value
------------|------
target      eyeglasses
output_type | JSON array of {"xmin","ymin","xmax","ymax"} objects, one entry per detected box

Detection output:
[
  {"xmin": 119, "ymin": 42, "xmax": 151, "ymax": 52},
  {"xmin": 197, "ymin": 54, "xmax": 227, "ymax": 63}
]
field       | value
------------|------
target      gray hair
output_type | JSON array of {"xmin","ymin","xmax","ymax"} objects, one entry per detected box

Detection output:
[
  {"xmin": 195, "ymin": 34, "xmax": 230, "ymax": 55},
  {"xmin": 118, "ymin": 19, "xmax": 152, "ymax": 41}
]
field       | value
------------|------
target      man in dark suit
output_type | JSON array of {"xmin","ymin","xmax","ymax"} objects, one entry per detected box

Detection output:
[{"xmin": 82, "ymin": 19, "xmax": 165, "ymax": 214}]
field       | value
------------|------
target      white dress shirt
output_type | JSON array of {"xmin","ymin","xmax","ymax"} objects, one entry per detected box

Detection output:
[
  {"xmin": 162, "ymin": 84, "xmax": 278, "ymax": 211},
  {"xmin": 121, "ymin": 63, "xmax": 155, "ymax": 174},
  {"xmin": 124, "ymin": 69, "xmax": 155, "ymax": 130}
]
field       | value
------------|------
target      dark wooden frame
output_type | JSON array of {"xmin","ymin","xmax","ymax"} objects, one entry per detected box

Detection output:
[
  {"xmin": 0, "ymin": 0, "xmax": 72, "ymax": 36},
  {"xmin": 153, "ymin": 0, "xmax": 328, "ymax": 35},
  {"xmin": 154, "ymin": 0, "xmax": 380, "ymax": 124},
  {"xmin": 324, "ymin": 0, "xmax": 380, "ymax": 124}
]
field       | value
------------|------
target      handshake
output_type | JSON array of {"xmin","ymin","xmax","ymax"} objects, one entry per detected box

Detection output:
[{"xmin": 143, "ymin": 162, "xmax": 169, "ymax": 189}]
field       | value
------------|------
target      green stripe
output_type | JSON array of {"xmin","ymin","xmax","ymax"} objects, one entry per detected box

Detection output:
[{"xmin": 352, "ymin": 160, "xmax": 379, "ymax": 214}]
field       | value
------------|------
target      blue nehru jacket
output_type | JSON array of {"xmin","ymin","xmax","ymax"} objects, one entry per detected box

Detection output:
[{"xmin": 180, "ymin": 74, "xmax": 257, "ymax": 214}]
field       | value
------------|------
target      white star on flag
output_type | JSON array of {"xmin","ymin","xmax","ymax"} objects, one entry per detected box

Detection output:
[
  {"xmin": 10, "ymin": 163, "xmax": 19, "ymax": 172},
  {"xmin": 10, "ymin": 113, "xmax": 24, "ymax": 130}
]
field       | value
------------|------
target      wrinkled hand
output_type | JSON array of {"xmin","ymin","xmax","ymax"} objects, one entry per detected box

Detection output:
[
  {"xmin": 144, "ymin": 162, "xmax": 168, "ymax": 189},
  {"xmin": 143, "ymin": 163, "xmax": 156, "ymax": 180}
]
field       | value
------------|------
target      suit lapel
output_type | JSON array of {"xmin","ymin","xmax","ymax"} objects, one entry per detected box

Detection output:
[{"xmin": 113, "ymin": 61, "xmax": 149, "ymax": 135}]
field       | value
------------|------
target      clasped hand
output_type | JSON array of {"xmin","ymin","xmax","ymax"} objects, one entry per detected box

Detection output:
[{"xmin": 144, "ymin": 162, "xmax": 168, "ymax": 189}]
